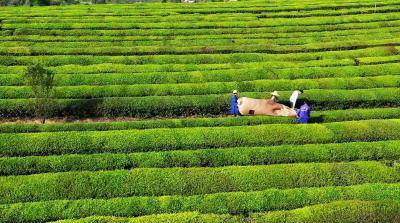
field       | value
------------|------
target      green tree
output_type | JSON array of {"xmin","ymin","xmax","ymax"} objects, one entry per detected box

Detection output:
[{"xmin": 24, "ymin": 63, "xmax": 55, "ymax": 124}]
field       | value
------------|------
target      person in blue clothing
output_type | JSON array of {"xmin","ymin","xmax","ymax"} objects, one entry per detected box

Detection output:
[
  {"xmin": 231, "ymin": 90, "xmax": 240, "ymax": 117},
  {"xmin": 297, "ymin": 100, "xmax": 311, "ymax": 124}
]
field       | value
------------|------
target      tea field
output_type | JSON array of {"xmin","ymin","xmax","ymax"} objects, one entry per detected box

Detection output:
[{"xmin": 0, "ymin": 0, "xmax": 399, "ymax": 222}]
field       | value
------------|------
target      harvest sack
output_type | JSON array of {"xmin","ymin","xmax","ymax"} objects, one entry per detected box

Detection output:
[{"xmin": 237, "ymin": 97, "xmax": 297, "ymax": 117}]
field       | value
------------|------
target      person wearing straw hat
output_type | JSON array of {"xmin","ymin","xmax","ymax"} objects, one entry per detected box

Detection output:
[
  {"xmin": 231, "ymin": 90, "xmax": 240, "ymax": 117},
  {"xmin": 270, "ymin": 90, "xmax": 280, "ymax": 102}
]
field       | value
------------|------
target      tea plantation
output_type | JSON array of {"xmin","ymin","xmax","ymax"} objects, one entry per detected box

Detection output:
[{"xmin": 0, "ymin": 0, "xmax": 400, "ymax": 222}]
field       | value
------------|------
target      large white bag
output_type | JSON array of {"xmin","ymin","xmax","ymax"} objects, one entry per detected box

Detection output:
[{"xmin": 237, "ymin": 97, "xmax": 297, "ymax": 117}]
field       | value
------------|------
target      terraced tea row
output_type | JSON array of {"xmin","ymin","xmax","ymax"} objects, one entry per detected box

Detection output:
[
  {"xmin": 1, "ymin": 183, "xmax": 398, "ymax": 223},
  {"xmin": 1, "ymin": 140, "xmax": 399, "ymax": 175},
  {"xmin": 1, "ymin": 161, "xmax": 399, "ymax": 204},
  {"xmin": 5, "ymin": 12, "xmax": 400, "ymax": 30},
  {"xmin": 1, "ymin": 75, "xmax": 400, "ymax": 99},
  {"xmin": 1, "ymin": 88, "xmax": 399, "ymax": 117},
  {"xmin": 0, "ymin": 59, "xmax": 375, "ymax": 75},
  {"xmin": 0, "ymin": 1, "xmax": 399, "ymax": 223},
  {"xmin": 3, "ymin": 26, "xmax": 398, "ymax": 42},
  {"xmin": 1, "ymin": 62, "xmax": 399, "ymax": 87},
  {"xmin": 2, "ymin": 38, "xmax": 399, "ymax": 56},
  {"xmin": 0, "ymin": 107, "xmax": 398, "ymax": 133},
  {"xmin": 49, "ymin": 200, "xmax": 400, "ymax": 223},
  {"xmin": 1, "ymin": 119, "xmax": 400, "ymax": 156},
  {"xmin": 8, "ymin": 19, "xmax": 400, "ymax": 37},
  {"xmin": 1, "ymin": 0, "xmax": 397, "ymax": 17},
  {"xmin": 4, "ymin": 32, "xmax": 400, "ymax": 49},
  {"xmin": 5, "ymin": 4, "xmax": 400, "ymax": 22},
  {"xmin": 1, "ymin": 46, "xmax": 396, "ymax": 66}
]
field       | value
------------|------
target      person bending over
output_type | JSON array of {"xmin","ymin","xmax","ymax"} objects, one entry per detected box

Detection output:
[
  {"xmin": 290, "ymin": 90, "xmax": 304, "ymax": 109},
  {"xmin": 297, "ymin": 100, "xmax": 311, "ymax": 124}
]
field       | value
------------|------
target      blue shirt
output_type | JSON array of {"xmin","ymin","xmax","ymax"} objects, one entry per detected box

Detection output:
[
  {"xmin": 231, "ymin": 95, "xmax": 239, "ymax": 115},
  {"xmin": 297, "ymin": 103, "xmax": 311, "ymax": 123}
]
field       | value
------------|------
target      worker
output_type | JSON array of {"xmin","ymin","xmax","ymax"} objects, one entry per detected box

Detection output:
[
  {"xmin": 297, "ymin": 100, "xmax": 311, "ymax": 124},
  {"xmin": 290, "ymin": 90, "xmax": 304, "ymax": 109},
  {"xmin": 270, "ymin": 91, "xmax": 280, "ymax": 102},
  {"xmin": 231, "ymin": 90, "xmax": 240, "ymax": 117}
]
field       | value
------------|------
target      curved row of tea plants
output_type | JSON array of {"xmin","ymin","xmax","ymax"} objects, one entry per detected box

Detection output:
[
  {"xmin": 1, "ymin": 1, "xmax": 399, "ymax": 223},
  {"xmin": 2, "ymin": 38, "xmax": 400, "ymax": 55},
  {"xmin": 1, "ymin": 119, "xmax": 400, "ymax": 156},
  {"xmin": 1, "ymin": 63, "xmax": 398, "ymax": 87},
  {"xmin": 1, "ymin": 183, "xmax": 399, "ymax": 223},
  {"xmin": 5, "ymin": 12, "xmax": 400, "ymax": 30},
  {"xmin": 0, "ymin": 161, "xmax": 398, "ymax": 204},
  {"xmin": 3, "ymin": 26, "xmax": 399, "ymax": 43},
  {"xmin": 0, "ymin": 107, "xmax": 398, "ymax": 133},
  {"xmin": 0, "ymin": 88, "xmax": 399, "ymax": 117},
  {"xmin": 10, "ymin": 19, "xmax": 400, "ymax": 37},
  {"xmin": 1, "ymin": 75, "xmax": 400, "ymax": 99},
  {"xmin": 48, "ymin": 200, "xmax": 400, "ymax": 223},
  {"xmin": 0, "ymin": 46, "xmax": 397, "ymax": 67},
  {"xmin": 1, "ymin": 140, "xmax": 399, "ymax": 175}
]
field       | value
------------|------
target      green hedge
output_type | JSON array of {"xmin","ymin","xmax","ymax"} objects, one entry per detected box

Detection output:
[
  {"xmin": 3, "ymin": 26, "xmax": 397, "ymax": 44},
  {"xmin": 0, "ymin": 183, "xmax": 399, "ymax": 223},
  {"xmin": 5, "ymin": 12, "xmax": 400, "ymax": 30},
  {"xmin": 0, "ymin": 161, "xmax": 399, "ymax": 204},
  {"xmin": 12, "ymin": 19, "xmax": 400, "ymax": 37},
  {"xmin": 1, "ymin": 107, "xmax": 400, "ymax": 134},
  {"xmin": 1, "ymin": 140, "xmax": 399, "ymax": 175},
  {"xmin": 47, "ymin": 200, "xmax": 400, "ymax": 223},
  {"xmin": 312, "ymin": 107, "xmax": 400, "ymax": 122},
  {"xmin": 1, "ymin": 34, "xmax": 397, "ymax": 58},
  {"xmin": 49, "ymin": 212, "xmax": 241, "ymax": 223},
  {"xmin": 3, "ymin": 13, "xmax": 259, "ymax": 24},
  {"xmin": 1, "ymin": 119, "xmax": 400, "ymax": 156},
  {"xmin": 1, "ymin": 1, "xmax": 396, "ymax": 18},
  {"xmin": 0, "ymin": 46, "xmax": 394, "ymax": 66},
  {"xmin": 0, "ymin": 58, "xmax": 363, "ymax": 75},
  {"xmin": 1, "ymin": 63, "xmax": 398, "ymax": 87},
  {"xmin": 1, "ymin": 31, "xmax": 398, "ymax": 50},
  {"xmin": 0, "ymin": 0, "xmax": 395, "ymax": 14},
  {"xmin": 258, "ymin": 4, "xmax": 400, "ymax": 19},
  {"xmin": 47, "ymin": 62, "xmax": 400, "ymax": 84},
  {"xmin": 3, "ymin": 2, "xmax": 398, "ymax": 19},
  {"xmin": 2, "ymin": 38, "xmax": 400, "ymax": 55},
  {"xmin": 2, "ymin": 75, "xmax": 400, "ymax": 99},
  {"xmin": 0, "ymin": 115, "xmax": 297, "ymax": 133},
  {"xmin": 1, "ymin": 1, "xmax": 376, "ymax": 14},
  {"xmin": 2, "ymin": 13, "xmax": 258, "ymax": 23},
  {"xmin": 249, "ymin": 200, "xmax": 400, "ymax": 223},
  {"xmin": 0, "ymin": 88, "xmax": 399, "ymax": 118}
]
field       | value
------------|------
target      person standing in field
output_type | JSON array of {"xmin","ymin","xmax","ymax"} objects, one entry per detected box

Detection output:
[
  {"xmin": 290, "ymin": 90, "xmax": 304, "ymax": 109},
  {"xmin": 270, "ymin": 91, "xmax": 280, "ymax": 102},
  {"xmin": 297, "ymin": 100, "xmax": 311, "ymax": 124},
  {"xmin": 231, "ymin": 90, "xmax": 240, "ymax": 117}
]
